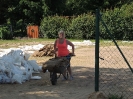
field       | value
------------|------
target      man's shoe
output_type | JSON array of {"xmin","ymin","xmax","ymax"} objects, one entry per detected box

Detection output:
[{"xmin": 69, "ymin": 76, "xmax": 74, "ymax": 80}]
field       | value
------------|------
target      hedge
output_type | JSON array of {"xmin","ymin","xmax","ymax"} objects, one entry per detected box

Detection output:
[{"xmin": 40, "ymin": 2, "xmax": 133, "ymax": 40}]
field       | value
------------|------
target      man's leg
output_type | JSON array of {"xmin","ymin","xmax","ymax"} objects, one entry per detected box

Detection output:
[{"xmin": 67, "ymin": 67, "xmax": 73, "ymax": 80}]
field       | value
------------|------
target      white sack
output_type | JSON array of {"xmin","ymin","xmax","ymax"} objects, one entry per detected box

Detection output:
[
  {"xmin": 27, "ymin": 60, "xmax": 40, "ymax": 72},
  {"xmin": 0, "ymin": 49, "xmax": 41, "ymax": 84}
]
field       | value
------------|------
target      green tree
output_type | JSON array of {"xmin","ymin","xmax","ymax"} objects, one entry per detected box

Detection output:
[{"xmin": 0, "ymin": 0, "xmax": 12, "ymax": 24}]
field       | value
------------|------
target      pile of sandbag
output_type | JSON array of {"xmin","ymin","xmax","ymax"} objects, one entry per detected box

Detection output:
[
  {"xmin": 32, "ymin": 44, "xmax": 55, "ymax": 57},
  {"xmin": 42, "ymin": 57, "xmax": 69, "ymax": 74},
  {"xmin": 0, "ymin": 50, "xmax": 42, "ymax": 84}
]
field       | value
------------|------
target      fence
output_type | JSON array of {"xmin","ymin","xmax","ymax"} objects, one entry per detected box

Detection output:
[{"xmin": 95, "ymin": 9, "xmax": 133, "ymax": 99}]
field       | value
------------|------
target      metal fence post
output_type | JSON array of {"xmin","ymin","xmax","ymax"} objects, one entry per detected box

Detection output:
[{"xmin": 95, "ymin": 9, "xmax": 100, "ymax": 91}]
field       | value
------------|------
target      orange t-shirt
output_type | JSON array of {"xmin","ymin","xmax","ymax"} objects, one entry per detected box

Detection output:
[{"xmin": 56, "ymin": 39, "xmax": 69, "ymax": 57}]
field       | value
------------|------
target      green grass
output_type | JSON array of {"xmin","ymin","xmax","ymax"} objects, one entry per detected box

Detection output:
[
  {"xmin": 0, "ymin": 38, "xmax": 88, "ymax": 48},
  {"xmin": 0, "ymin": 38, "xmax": 53, "ymax": 44},
  {"xmin": 0, "ymin": 38, "xmax": 90, "ymax": 45},
  {"xmin": 1, "ymin": 38, "xmax": 132, "ymax": 47},
  {"xmin": 100, "ymin": 40, "xmax": 133, "ymax": 47}
]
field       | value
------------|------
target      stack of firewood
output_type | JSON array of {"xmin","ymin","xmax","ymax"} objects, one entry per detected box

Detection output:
[{"xmin": 32, "ymin": 44, "xmax": 55, "ymax": 57}]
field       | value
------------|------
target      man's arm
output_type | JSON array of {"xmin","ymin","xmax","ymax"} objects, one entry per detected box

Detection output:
[
  {"xmin": 54, "ymin": 40, "xmax": 58, "ymax": 57},
  {"xmin": 66, "ymin": 40, "xmax": 75, "ymax": 55}
]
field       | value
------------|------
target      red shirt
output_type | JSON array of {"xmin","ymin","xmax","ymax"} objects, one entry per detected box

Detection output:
[{"xmin": 56, "ymin": 39, "xmax": 69, "ymax": 57}]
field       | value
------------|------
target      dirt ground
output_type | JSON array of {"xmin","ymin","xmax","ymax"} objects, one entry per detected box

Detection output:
[
  {"xmin": 0, "ymin": 45, "xmax": 96, "ymax": 99},
  {"xmin": 1, "ymin": 41, "xmax": 133, "ymax": 99}
]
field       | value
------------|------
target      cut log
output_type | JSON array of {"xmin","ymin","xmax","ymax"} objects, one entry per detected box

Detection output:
[{"xmin": 32, "ymin": 44, "xmax": 55, "ymax": 57}]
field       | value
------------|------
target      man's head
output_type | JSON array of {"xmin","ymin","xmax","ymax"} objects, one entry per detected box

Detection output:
[{"xmin": 58, "ymin": 30, "xmax": 65, "ymax": 38}]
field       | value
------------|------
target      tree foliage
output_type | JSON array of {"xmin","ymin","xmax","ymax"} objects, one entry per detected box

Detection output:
[
  {"xmin": 0, "ymin": 0, "xmax": 132, "ymax": 38},
  {"xmin": 0, "ymin": 0, "xmax": 130, "ymax": 25}
]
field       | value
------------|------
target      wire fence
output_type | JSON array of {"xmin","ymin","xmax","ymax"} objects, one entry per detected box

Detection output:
[
  {"xmin": 99, "ymin": 41, "xmax": 133, "ymax": 98},
  {"xmin": 96, "ymin": 9, "xmax": 133, "ymax": 99}
]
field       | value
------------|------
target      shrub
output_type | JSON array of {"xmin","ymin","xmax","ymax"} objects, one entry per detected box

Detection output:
[
  {"xmin": 68, "ymin": 13, "xmax": 95, "ymax": 39},
  {"xmin": 100, "ymin": 2, "xmax": 133, "ymax": 40},
  {"xmin": 0, "ymin": 25, "xmax": 13, "ymax": 39},
  {"xmin": 40, "ymin": 2, "xmax": 133, "ymax": 40},
  {"xmin": 40, "ymin": 15, "xmax": 70, "ymax": 39}
]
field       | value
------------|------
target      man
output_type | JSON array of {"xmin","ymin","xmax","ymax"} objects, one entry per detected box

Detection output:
[{"xmin": 54, "ymin": 30, "xmax": 75, "ymax": 80}]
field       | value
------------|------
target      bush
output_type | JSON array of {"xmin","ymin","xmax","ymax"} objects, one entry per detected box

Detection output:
[
  {"xmin": 40, "ymin": 14, "xmax": 95, "ymax": 39},
  {"xmin": 40, "ymin": 2, "xmax": 133, "ymax": 40},
  {"xmin": 0, "ymin": 25, "xmax": 13, "ymax": 39},
  {"xmin": 68, "ymin": 13, "xmax": 95, "ymax": 39},
  {"xmin": 100, "ymin": 2, "xmax": 133, "ymax": 40},
  {"xmin": 40, "ymin": 15, "xmax": 70, "ymax": 39}
]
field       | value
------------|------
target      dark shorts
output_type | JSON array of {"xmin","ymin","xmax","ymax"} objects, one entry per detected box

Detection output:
[{"xmin": 65, "ymin": 55, "xmax": 71, "ymax": 68}]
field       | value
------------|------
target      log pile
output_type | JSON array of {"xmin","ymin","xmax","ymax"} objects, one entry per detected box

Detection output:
[{"xmin": 32, "ymin": 44, "xmax": 55, "ymax": 57}]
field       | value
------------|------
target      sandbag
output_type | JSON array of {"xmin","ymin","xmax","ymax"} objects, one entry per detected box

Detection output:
[{"xmin": 42, "ymin": 57, "xmax": 69, "ymax": 73}]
